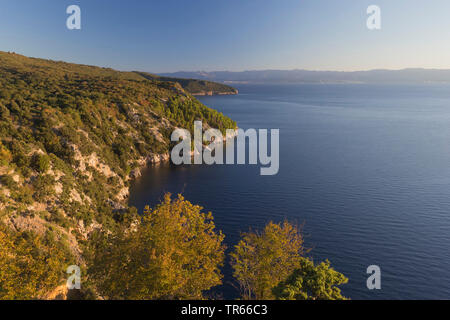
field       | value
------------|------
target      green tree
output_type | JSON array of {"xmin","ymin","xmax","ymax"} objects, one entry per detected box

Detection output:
[
  {"xmin": 31, "ymin": 153, "xmax": 50, "ymax": 173},
  {"xmin": 230, "ymin": 221, "xmax": 306, "ymax": 300},
  {"xmin": 88, "ymin": 194, "xmax": 226, "ymax": 299},
  {"xmin": 0, "ymin": 224, "xmax": 72, "ymax": 299},
  {"xmin": 272, "ymin": 258, "xmax": 348, "ymax": 300},
  {"xmin": 0, "ymin": 142, "xmax": 12, "ymax": 166}
]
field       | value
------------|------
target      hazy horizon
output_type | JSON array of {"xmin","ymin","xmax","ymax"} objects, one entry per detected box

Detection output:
[
  {"xmin": 159, "ymin": 67, "xmax": 450, "ymax": 74},
  {"xmin": 6, "ymin": 50, "xmax": 450, "ymax": 75}
]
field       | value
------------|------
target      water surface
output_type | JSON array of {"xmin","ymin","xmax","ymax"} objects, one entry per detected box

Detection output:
[{"xmin": 130, "ymin": 84, "xmax": 450, "ymax": 299}]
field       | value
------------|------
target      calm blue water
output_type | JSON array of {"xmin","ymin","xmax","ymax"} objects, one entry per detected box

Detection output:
[{"xmin": 129, "ymin": 84, "xmax": 450, "ymax": 300}]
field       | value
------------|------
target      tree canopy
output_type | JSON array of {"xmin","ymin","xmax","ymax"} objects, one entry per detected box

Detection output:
[
  {"xmin": 88, "ymin": 194, "xmax": 226, "ymax": 300},
  {"xmin": 230, "ymin": 221, "xmax": 306, "ymax": 300},
  {"xmin": 272, "ymin": 258, "xmax": 348, "ymax": 300},
  {"xmin": 0, "ymin": 224, "xmax": 72, "ymax": 300}
]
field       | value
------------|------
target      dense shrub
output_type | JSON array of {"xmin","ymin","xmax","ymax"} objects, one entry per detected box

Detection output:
[
  {"xmin": 230, "ymin": 221, "xmax": 306, "ymax": 300},
  {"xmin": 0, "ymin": 224, "xmax": 74, "ymax": 299},
  {"xmin": 272, "ymin": 258, "xmax": 348, "ymax": 300},
  {"xmin": 88, "ymin": 194, "xmax": 226, "ymax": 300},
  {"xmin": 31, "ymin": 153, "xmax": 51, "ymax": 173}
]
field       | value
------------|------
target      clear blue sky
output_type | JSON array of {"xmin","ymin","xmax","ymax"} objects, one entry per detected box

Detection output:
[{"xmin": 1, "ymin": 0, "xmax": 450, "ymax": 72}]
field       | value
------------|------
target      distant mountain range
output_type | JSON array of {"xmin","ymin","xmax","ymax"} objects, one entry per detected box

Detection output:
[{"xmin": 159, "ymin": 69, "xmax": 450, "ymax": 84}]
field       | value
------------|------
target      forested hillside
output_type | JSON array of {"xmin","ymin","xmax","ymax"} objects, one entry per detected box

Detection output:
[
  {"xmin": 0, "ymin": 51, "xmax": 236, "ymax": 298},
  {"xmin": 0, "ymin": 52, "xmax": 347, "ymax": 300},
  {"xmin": 135, "ymin": 72, "xmax": 238, "ymax": 95}
]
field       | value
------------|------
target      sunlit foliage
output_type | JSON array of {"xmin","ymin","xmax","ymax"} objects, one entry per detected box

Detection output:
[
  {"xmin": 272, "ymin": 258, "xmax": 348, "ymax": 300},
  {"xmin": 230, "ymin": 221, "xmax": 306, "ymax": 300},
  {"xmin": 88, "ymin": 194, "xmax": 226, "ymax": 300},
  {"xmin": 0, "ymin": 224, "xmax": 72, "ymax": 299}
]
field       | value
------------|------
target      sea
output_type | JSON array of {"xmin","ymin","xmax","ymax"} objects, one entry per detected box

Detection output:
[{"xmin": 129, "ymin": 83, "xmax": 450, "ymax": 299}]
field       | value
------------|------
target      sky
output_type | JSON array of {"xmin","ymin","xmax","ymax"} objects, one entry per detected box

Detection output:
[{"xmin": 1, "ymin": 0, "xmax": 450, "ymax": 73}]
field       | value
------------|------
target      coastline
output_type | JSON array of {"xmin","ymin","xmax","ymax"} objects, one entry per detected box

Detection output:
[
  {"xmin": 191, "ymin": 89, "xmax": 239, "ymax": 96},
  {"xmin": 128, "ymin": 129, "xmax": 239, "ymax": 181}
]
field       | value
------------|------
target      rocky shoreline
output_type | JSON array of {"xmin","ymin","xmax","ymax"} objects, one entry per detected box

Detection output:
[{"xmin": 128, "ymin": 129, "xmax": 239, "ymax": 181}]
